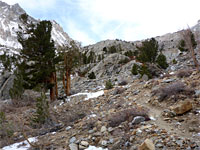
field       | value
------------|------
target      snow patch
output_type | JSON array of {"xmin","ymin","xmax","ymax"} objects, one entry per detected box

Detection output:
[
  {"xmin": 85, "ymin": 145, "xmax": 108, "ymax": 150},
  {"xmin": 2, "ymin": 137, "xmax": 37, "ymax": 150},
  {"xmin": 71, "ymin": 90, "xmax": 104, "ymax": 101},
  {"xmin": 150, "ymin": 116, "xmax": 156, "ymax": 120}
]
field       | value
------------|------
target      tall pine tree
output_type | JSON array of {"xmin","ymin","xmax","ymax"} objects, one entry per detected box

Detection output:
[{"xmin": 17, "ymin": 20, "xmax": 58, "ymax": 101}]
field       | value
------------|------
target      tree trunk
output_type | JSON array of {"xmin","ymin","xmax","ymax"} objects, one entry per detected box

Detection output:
[
  {"xmin": 190, "ymin": 47, "xmax": 200, "ymax": 72},
  {"xmin": 63, "ymin": 73, "xmax": 66, "ymax": 94},
  {"xmin": 65, "ymin": 70, "xmax": 71, "ymax": 96},
  {"xmin": 54, "ymin": 72, "xmax": 58, "ymax": 98},
  {"xmin": 50, "ymin": 73, "xmax": 55, "ymax": 101}
]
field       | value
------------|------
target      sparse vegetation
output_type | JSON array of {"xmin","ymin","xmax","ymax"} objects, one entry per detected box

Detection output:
[
  {"xmin": 32, "ymin": 92, "xmax": 50, "ymax": 126},
  {"xmin": 108, "ymin": 108, "xmax": 149, "ymax": 127},
  {"xmin": 0, "ymin": 111, "xmax": 14, "ymax": 142},
  {"xmin": 131, "ymin": 64, "xmax": 139, "ymax": 75},
  {"xmin": 156, "ymin": 53, "xmax": 168, "ymax": 69},
  {"xmin": 118, "ymin": 57, "xmax": 130, "ymax": 65},
  {"xmin": 118, "ymin": 80, "xmax": 128, "ymax": 86},
  {"xmin": 172, "ymin": 58, "xmax": 177, "ymax": 64},
  {"xmin": 152, "ymin": 82, "xmax": 194, "ymax": 101},
  {"xmin": 138, "ymin": 64, "xmax": 152, "ymax": 79},
  {"xmin": 105, "ymin": 80, "xmax": 113, "ymax": 90},
  {"xmin": 176, "ymin": 69, "xmax": 193, "ymax": 78}
]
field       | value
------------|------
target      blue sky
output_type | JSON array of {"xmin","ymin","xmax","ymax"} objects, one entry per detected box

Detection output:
[{"xmin": 3, "ymin": 0, "xmax": 200, "ymax": 46}]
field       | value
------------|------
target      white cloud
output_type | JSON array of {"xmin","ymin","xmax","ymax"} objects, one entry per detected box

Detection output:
[
  {"xmin": 64, "ymin": 20, "xmax": 96, "ymax": 46},
  {"xmin": 2, "ymin": 0, "xmax": 200, "ymax": 45}
]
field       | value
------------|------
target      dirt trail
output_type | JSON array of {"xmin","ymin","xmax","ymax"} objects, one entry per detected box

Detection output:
[{"xmin": 131, "ymin": 83, "xmax": 194, "ymax": 140}]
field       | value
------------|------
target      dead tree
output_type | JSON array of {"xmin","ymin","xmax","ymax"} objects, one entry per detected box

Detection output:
[{"xmin": 181, "ymin": 28, "xmax": 200, "ymax": 72}]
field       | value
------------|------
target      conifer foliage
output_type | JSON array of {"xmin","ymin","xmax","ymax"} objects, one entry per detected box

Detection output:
[
  {"xmin": 137, "ymin": 38, "xmax": 158, "ymax": 63},
  {"xmin": 17, "ymin": 20, "xmax": 58, "ymax": 101}
]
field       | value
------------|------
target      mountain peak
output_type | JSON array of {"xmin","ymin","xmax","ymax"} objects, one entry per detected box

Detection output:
[{"xmin": 0, "ymin": 1, "xmax": 73, "ymax": 49}]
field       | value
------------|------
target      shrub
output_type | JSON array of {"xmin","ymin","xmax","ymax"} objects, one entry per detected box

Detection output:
[
  {"xmin": 88, "ymin": 72, "xmax": 96, "ymax": 79},
  {"xmin": 172, "ymin": 59, "xmax": 177, "ymax": 64},
  {"xmin": 0, "ymin": 111, "xmax": 14, "ymax": 139},
  {"xmin": 118, "ymin": 58, "xmax": 130, "ymax": 64},
  {"xmin": 118, "ymin": 80, "xmax": 128, "ymax": 86},
  {"xmin": 108, "ymin": 107, "xmax": 149, "ymax": 127},
  {"xmin": 108, "ymin": 46, "xmax": 117, "ymax": 53},
  {"xmin": 138, "ymin": 65, "xmax": 152, "ymax": 79},
  {"xmin": 176, "ymin": 69, "xmax": 192, "ymax": 78},
  {"xmin": 105, "ymin": 80, "xmax": 113, "ymax": 90},
  {"xmin": 131, "ymin": 64, "xmax": 139, "ymax": 75},
  {"xmin": 32, "ymin": 92, "xmax": 49, "ymax": 125},
  {"xmin": 152, "ymin": 82, "xmax": 194, "ymax": 101},
  {"xmin": 178, "ymin": 39, "xmax": 188, "ymax": 52},
  {"xmin": 112, "ymin": 87, "xmax": 125, "ymax": 95},
  {"xmin": 124, "ymin": 50, "xmax": 134, "ymax": 58},
  {"xmin": 156, "ymin": 53, "xmax": 168, "ymax": 69}
]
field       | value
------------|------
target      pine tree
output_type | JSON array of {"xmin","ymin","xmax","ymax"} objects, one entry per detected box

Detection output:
[
  {"xmin": 58, "ymin": 41, "xmax": 80, "ymax": 96},
  {"xmin": 136, "ymin": 38, "xmax": 158, "ymax": 63},
  {"xmin": 17, "ymin": 20, "xmax": 58, "ymax": 101}
]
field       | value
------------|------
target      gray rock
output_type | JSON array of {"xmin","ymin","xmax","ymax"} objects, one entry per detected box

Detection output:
[
  {"xmin": 100, "ymin": 126, "xmax": 107, "ymax": 133},
  {"xmin": 69, "ymin": 143, "xmax": 78, "ymax": 150},
  {"xmin": 195, "ymin": 90, "xmax": 200, "ymax": 97},
  {"xmin": 132, "ymin": 116, "xmax": 145, "ymax": 125},
  {"xmin": 80, "ymin": 141, "xmax": 89, "ymax": 147},
  {"xmin": 69, "ymin": 137, "xmax": 76, "ymax": 143},
  {"xmin": 141, "ymin": 74, "xmax": 149, "ymax": 81},
  {"xmin": 0, "ymin": 73, "xmax": 14, "ymax": 100},
  {"xmin": 101, "ymin": 140, "xmax": 108, "ymax": 146},
  {"xmin": 162, "ymin": 78, "xmax": 176, "ymax": 83},
  {"xmin": 156, "ymin": 143, "xmax": 164, "ymax": 148}
]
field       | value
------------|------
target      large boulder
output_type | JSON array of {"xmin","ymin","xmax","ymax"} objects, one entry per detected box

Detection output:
[
  {"xmin": 138, "ymin": 139, "xmax": 155, "ymax": 150},
  {"xmin": 170, "ymin": 100, "xmax": 193, "ymax": 115}
]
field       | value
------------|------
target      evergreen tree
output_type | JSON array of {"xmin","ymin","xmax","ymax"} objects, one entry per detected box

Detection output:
[
  {"xmin": 136, "ymin": 38, "xmax": 158, "ymax": 63},
  {"xmin": 17, "ymin": 20, "xmax": 58, "ymax": 101},
  {"xmin": 156, "ymin": 53, "xmax": 168, "ymax": 69}
]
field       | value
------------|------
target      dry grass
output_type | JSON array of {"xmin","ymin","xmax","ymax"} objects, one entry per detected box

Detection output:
[
  {"xmin": 152, "ymin": 81, "xmax": 195, "ymax": 101},
  {"xmin": 108, "ymin": 107, "xmax": 149, "ymax": 127},
  {"xmin": 176, "ymin": 69, "xmax": 193, "ymax": 78}
]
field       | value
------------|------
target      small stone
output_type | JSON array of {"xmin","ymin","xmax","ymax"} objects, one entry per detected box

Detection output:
[
  {"xmin": 69, "ymin": 137, "xmax": 76, "ymax": 143},
  {"xmin": 109, "ymin": 138, "xmax": 114, "ymax": 144},
  {"xmin": 138, "ymin": 139, "xmax": 155, "ymax": 150},
  {"xmin": 66, "ymin": 126, "xmax": 72, "ymax": 131},
  {"xmin": 101, "ymin": 126, "xmax": 107, "ymax": 132},
  {"xmin": 80, "ymin": 141, "xmax": 89, "ymax": 147},
  {"xmin": 69, "ymin": 143, "xmax": 78, "ymax": 150},
  {"xmin": 132, "ymin": 116, "xmax": 145, "ymax": 125},
  {"xmin": 108, "ymin": 127, "xmax": 114, "ymax": 132},
  {"xmin": 156, "ymin": 143, "xmax": 163, "ymax": 148},
  {"xmin": 101, "ymin": 140, "xmax": 108, "ymax": 146},
  {"xmin": 88, "ymin": 129, "xmax": 94, "ymax": 134},
  {"xmin": 142, "ymin": 74, "xmax": 149, "ymax": 81}
]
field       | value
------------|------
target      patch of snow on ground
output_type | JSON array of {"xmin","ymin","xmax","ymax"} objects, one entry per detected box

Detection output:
[
  {"xmin": 70, "ymin": 90, "xmax": 104, "ymax": 101},
  {"xmin": 85, "ymin": 146, "xmax": 108, "ymax": 150},
  {"xmin": 85, "ymin": 90, "xmax": 104, "ymax": 100},
  {"xmin": 2, "ymin": 137, "xmax": 37, "ymax": 150},
  {"xmin": 150, "ymin": 116, "xmax": 156, "ymax": 120}
]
